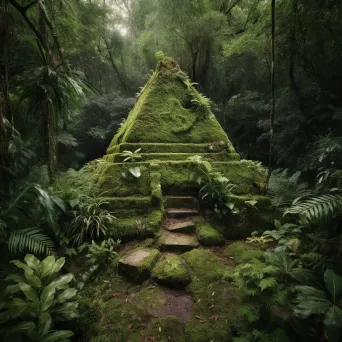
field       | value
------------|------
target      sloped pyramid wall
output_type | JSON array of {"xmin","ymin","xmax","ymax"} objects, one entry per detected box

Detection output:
[{"xmin": 95, "ymin": 55, "xmax": 270, "ymax": 240}]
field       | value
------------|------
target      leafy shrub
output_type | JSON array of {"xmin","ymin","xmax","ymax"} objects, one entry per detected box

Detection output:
[
  {"xmin": 295, "ymin": 269, "xmax": 342, "ymax": 342},
  {"xmin": 121, "ymin": 148, "xmax": 142, "ymax": 162},
  {"xmin": 86, "ymin": 238, "xmax": 120, "ymax": 268},
  {"xmin": 192, "ymin": 163, "xmax": 238, "ymax": 216},
  {"xmin": 68, "ymin": 200, "xmax": 116, "ymax": 246},
  {"xmin": 0, "ymin": 254, "xmax": 78, "ymax": 341},
  {"xmin": 0, "ymin": 184, "xmax": 65, "ymax": 255}
]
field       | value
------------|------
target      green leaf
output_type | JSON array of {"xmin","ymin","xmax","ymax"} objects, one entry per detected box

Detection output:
[
  {"xmin": 51, "ymin": 257, "xmax": 66, "ymax": 276},
  {"xmin": 5, "ymin": 274, "xmax": 26, "ymax": 283},
  {"xmin": 324, "ymin": 269, "xmax": 342, "ymax": 302},
  {"xmin": 49, "ymin": 273, "xmax": 74, "ymax": 289},
  {"xmin": 40, "ymin": 285, "xmax": 56, "ymax": 312},
  {"xmin": 19, "ymin": 282, "xmax": 39, "ymax": 302},
  {"xmin": 39, "ymin": 256, "xmax": 56, "ymax": 278},
  {"xmin": 11, "ymin": 260, "xmax": 33, "ymax": 274},
  {"xmin": 24, "ymin": 271, "xmax": 42, "ymax": 289},
  {"xmin": 25, "ymin": 254, "xmax": 40, "ymax": 272},
  {"xmin": 245, "ymin": 200, "xmax": 258, "ymax": 207},
  {"xmin": 44, "ymin": 330, "xmax": 74, "ymax": 342},
  {"xmin": 57, "ymin": 288, "xmax": 78, "ymax": 303},
  {"xmin": 129, "ymin": 167, "xmax": 141, "ymax": 178},
  {"xmin": 37, "ymin": 312, "xmax": 52, "ymax": 338}
]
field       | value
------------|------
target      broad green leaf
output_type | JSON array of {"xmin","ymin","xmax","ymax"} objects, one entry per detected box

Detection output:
[
  {"xmin": 37, "ymin": 312, "xmax": 52, "ymax": 338},
  {"xmin": 5, "ymin": 283, "xmax": 21, "ymax": 295},
  {"xmin": 44, "ymin": 330, "xmax": 74, "ymax": 342},
  {"xmin": 324, "ymin": 269, "xmax": 342, "ymax": 302},
  {"xmin": 51, "ymin": 257, "xmax": 66, "ymax": 276},
  {"xmin": 245, "ymin": 200, "xmax": 258, "ymax": 207},
  {"xmin": 129, "ymin": 167, "xmax": 141, "ymax": 178},
  {"xmin": 50, "ymin": 273, "xmax": 74, "ymax": 289},
  {"xmin": 19, "ymin": 282, "xmax": 39, "ymax": 302},
  {"xmin": 324, "ymin": 305, "xmax": 342, "ymax": 342},
  {"xmin": 40, "ymin": 285, "xmax": 56, "ymax": 312},
  {"xmin": 52, "ymin": 302, "xmax": 79, "ymax": 319},
  {"xmin": 11, "ymin": 260, "xmax": 33, "ymax": 274},
  {"xmin": 7, "ymin": 321, "xmax": 35, "ymax": 335},
  {"xmin": 25, "ymin": 254, "xmax": 40, "ymax": 273},
  {"xmin": 57, "ymin": 288, "xmax": 78, "ymax": 303},
  {"xmin": 24, "ymin": 271, "xmax": 42, "ymax": 289},
  {"xmin": 39, "ymin": 256, "xmax": 56, "ymax": 278},
  {"xmin": 5, "ymin": 273, "xmax": 26, "ymax": 283}
]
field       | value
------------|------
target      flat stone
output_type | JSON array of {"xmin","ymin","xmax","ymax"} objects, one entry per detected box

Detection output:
[
  {"xmin": 118, "ymin": 248, "xmax": 159, "ymax": 282},
  {"xmin": 159, "ymin": 231, "xmax": 199, "ymax": 252},
  {"xmin": 152, "ymin": 254, "xmax": 191, "ymax": 288},
  {"xmin": 167, "ymin": 220, "xmax": 195, "ymax": 234},
  {"xmin": 166, "ymin": 208, "xmax": 199, "ymax": 219}
]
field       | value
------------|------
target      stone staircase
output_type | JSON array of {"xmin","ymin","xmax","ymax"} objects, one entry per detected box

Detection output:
[
  {"xmin": 158, "ymin": 196, "xmax": 200, "ymax": 252},
  {"xmin": 118, "ymin": 195, "xmax": 226, "ymax": 284}
]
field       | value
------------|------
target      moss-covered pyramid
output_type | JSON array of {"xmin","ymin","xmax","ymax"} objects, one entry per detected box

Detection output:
[{"xmin": 96, "ymin": 55, "xmax": 271, "ymax": 240}]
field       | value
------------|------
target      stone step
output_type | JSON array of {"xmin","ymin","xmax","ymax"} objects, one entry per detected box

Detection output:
[
  {"xmin": 158, "ymin": 231, "xmax": 199, "ymax": 252},
  {"xmin": 166, "ymin": 208, "xmax": 199, "ymax": 219},
  {"xmin": 166, "ymin": 220, "xmax": 195, "ymax": 234},
  {"xmin": 165, "ymin": 196, "xmax": 198, "ymax": 209},
  {"xmin": 118, "ymin": 248, "xmax": 160, "ymax": 282}
]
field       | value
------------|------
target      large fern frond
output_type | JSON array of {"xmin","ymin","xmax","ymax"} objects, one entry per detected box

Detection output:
[
  {"xmin": 284, "ymin": 194, "xmax": 342, "ymax": 224},
  {"xmin": 8, "ymin": 228, "xmax": 55, "ymax": 255}
]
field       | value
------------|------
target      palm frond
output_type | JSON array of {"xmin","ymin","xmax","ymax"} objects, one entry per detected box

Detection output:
[
  {"xmin": 8, "ymin": 228, "xmax": 55, "ymax": 255},
  {"xmin": 284, "ymin": 194, "xmax": 342, "ymax": 224}
]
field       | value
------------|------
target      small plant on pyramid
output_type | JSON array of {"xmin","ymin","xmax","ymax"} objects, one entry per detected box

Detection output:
[{"xmin": 122, "ymin": 148, "xmax": 142, "ymax": 162}]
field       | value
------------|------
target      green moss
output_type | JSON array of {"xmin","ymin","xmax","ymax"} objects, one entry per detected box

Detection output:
[
  {"xmin": 195, "ymin": 218, "xmax": 225, "ymax": 246},
  {"xmin": 182, "ymin": 249, "xmax": 227, "ymax": 298},
  {"xmin": 150, "ymin": 171, "xmax": 163, "ymax": 209},
  {"xmin": 100, "ymin": 196, "xmax": 152, "ymax": 211},
  {"xmin": 182, "ymin": 250, "xmax": 242, "ymax": 342},
  {"xmin": 224, "ymin": 241, "xmax": 264, "ymax": 265},
  {"xmin": 118, "ymin": 247, "xmax": 160, "ymax": 282},
  {"xmin": 152, "ymin": 254, "xmax": 191, "ymax": 288},
  {"xmin": 97, "ymin": 162, "xmax": 151, "ymax": 197},
  {"xmin": 184, "ymin": 283, "xmax": 242, "ymax": 342},
  {"xmin": 133, "ymin": 286, "xmax": 166, "ymax": 314},
  {"xmin": 105, "ymin": 151, "xmax": 240, "ymax": 163},
  {"xmin": 108, "ymin": 209, "xmax": 163, "ymax": 241},
  {"xmin": 142, "ymin": 316, "xmax": 185, "ymax": 342},
  {"xmin": 108, "ymin": 142, "xmax": 228, "ymax": 154},
  {"xmin": 107, "ymin": 56, "xmax": 232, "ymax": 145}
]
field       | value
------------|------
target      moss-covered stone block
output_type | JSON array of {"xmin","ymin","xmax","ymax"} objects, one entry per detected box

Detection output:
[
  {"xmin": 224, "ymin": 241, "xmax": 264, "ymax": 265},
  {"xmin": 195, "ymin": 218, "xmax": 225, "ymax": 246},
  {"xmin": 118, "ymin": 248, "xmax": 159, "ymax": 282},
  {"xmin": 97, "ymin": 162, "xmax": 151, "ymax": 197},
  {"xmin": 158, "ymin": 231, "xmax": 199, "ymax": 252},
  {"xmin": 152, "ymin": 254, "xmax": 191, "ymax": 288}
]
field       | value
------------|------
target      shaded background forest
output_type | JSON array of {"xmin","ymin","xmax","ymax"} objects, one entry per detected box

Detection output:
[{"xmin": 2, "ymin": 0, "xmax": 342, "ymax": 191}]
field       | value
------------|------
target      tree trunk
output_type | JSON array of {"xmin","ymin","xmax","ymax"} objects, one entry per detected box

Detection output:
[
  {"xmin": 104, "ymin": 39, "xmax": 127, "ymax": 91},
  {"xmin": 264, "ymin": 0, "xmax": 276, "ymax": 193},
  {"xmin": 43, "ymin": 102, "xmax": 56, "ymax": 183}
]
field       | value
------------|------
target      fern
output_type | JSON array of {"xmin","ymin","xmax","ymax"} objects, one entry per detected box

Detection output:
[
  {"xmin": 284, "ymin": 193, "xmax": 342, "ymax": 224},
  {"xmin": 8, "ymin": 228, "xmax": 55, "ymax": 255}
]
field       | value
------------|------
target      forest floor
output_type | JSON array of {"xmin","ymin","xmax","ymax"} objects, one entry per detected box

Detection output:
[{"xmin": 75, "ymin": 234, "xmax": 251, "ymax": 342}]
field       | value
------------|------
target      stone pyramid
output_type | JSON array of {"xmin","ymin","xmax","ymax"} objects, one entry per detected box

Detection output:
[{"xmin": 95, "ymin": 55, "xmax": 270, "ymax": 241}]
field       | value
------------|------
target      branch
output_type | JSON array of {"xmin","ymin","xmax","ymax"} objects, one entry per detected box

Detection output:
[
  {"xmin": 9, "ymin": 0, "xmax": 47, "ymax": 49},
  {"xmin": 24, "ymin": 0, "xmax": 41, "ymax": 11}
]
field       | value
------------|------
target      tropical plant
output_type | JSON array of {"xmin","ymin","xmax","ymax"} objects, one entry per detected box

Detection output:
[
  {"xmin": 294, "ymin": 269, "xmax": 342, "ymax": 342},
  {"xmin": 192, "ymin": 164, "xmax": 238, "ymax": 215},
  {"xmin": 233, "ymin": 261, "xmax": 278, "ymax": 296},
  {"xmin": 267, "ymin": 169, "xmax": 310, "ymax": 209},
  {"xmin": 0, "ymin": 254, "xmax": 78, "ymax": 341},
  {"xmin": 0, "ymin": 183, "xmax": 65, "ymax": 255},
  {"xmin": 86, "ymin": 238, "xmax": 120, "ymax": 268},
  {"xmin": 68, "ymin": 200, "xmax": 116, "ymax": 246},
  {"xmin": 121, "ymin": 148, "xmax": 142, "ymax": 162},
  {"xmin": 20, "ymin": 41, "xmax": 90, "ymax": 181},
  {"xmin": 284, "ymin": 193, "xmax": 342, "ymax": 224}
]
